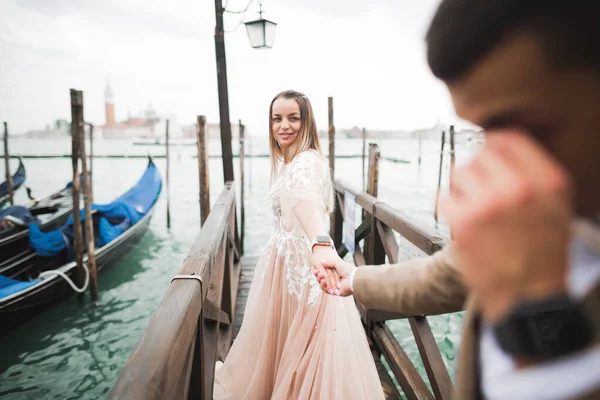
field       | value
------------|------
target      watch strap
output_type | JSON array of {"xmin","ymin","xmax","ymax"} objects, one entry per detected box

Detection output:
[
  {"xmin": 310, "ymin": 235, "xmax": 333, "ymax": 252},
  {"xmin": 494, "ymin": 293, "xmax": 594, "ymax": 361}
]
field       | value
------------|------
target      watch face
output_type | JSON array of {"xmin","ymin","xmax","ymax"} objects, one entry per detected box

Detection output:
[
  {"xmin": 495, "ymin": 295, "xmax": 594, "ymax": 360},
  {"xmin": 316, "ymin": 235, "xmax": 331, "ymax": 243}
]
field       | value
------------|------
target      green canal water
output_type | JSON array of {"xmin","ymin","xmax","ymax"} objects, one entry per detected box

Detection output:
[{"xmin": 0, "ymin": 136, "xmax": 477, "ymax": 399}]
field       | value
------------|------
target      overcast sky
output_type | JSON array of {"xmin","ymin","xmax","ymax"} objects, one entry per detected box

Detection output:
[{"xmin": 0, "ymin": 0, "xmax": 474, "ymax": 136}]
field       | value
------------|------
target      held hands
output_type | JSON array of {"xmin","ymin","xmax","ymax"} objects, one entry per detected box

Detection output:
[
  {"xmin": 441, "ymin": 132, "xmax": 572, "ymax": 323},
  {"xmin": 314, "ymin": 259, "xmax": 356, "ymax": 296},
  {"xmin": 311, "ymin": 245, "xmax": 342, "ymax": 296}
]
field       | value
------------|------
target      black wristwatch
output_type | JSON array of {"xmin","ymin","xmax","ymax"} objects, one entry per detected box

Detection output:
[{"xmin": 493, "ymin": 293, "xmax": 594, "ymax": 362}]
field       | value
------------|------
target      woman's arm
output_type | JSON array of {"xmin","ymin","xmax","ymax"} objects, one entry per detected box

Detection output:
[{"xmin": 282, "ymin": 151, "xmax": 341, "ymax": 292}]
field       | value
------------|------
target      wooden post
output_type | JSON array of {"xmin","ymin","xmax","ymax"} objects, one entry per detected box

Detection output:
[
  {"xmin": 434, "ymin": 130, "xmax": 446, "ymax": 223},
  {"xmin": 70, "ymin": 89, "xmax": 85, "ymax": 294},
  {"xmin": 239, "ymin": 119, "xmax": 245, "ymax": 255},
  {"xmin": 197, "ymin": 115, "xmax": 210, "ymax": 227},
  {"xmin": 362, "ymin": 127, "xmax": 366, "ymax": 192},
  {"xmin": 86, "ymin": 123, "xmax": 94, "ymax": 203},
  {"xmin": 449, "ymin": 125, "xmax": 455, "ymax": 191},
  {"xmin": 166, "ymin": 119, "xmax": 171, "ymax": 228},
  {"xmin": 328, "ymin": 97, "xmax": 335, "ymax": 239},
  {"xmin": 365, "ymin": 143, "xmax": 383, "ymax": 331},
  {"xmin": 77, "ymin": 93, "xmax": 98, "ymax": 301},
  {"xmin": 367, "ymin": 143, "xmax": 380, "ymax": 198},
  {"xmin": 213, "ymin": 0, "xmax": 235, "ymax": 183},
  {"xmin": 364, "ymin": 143, "xmax": 381, "ymax": 264},
  {"xmin": 3, "ymin": 122, "xmax": 14, "ymax": 206}
]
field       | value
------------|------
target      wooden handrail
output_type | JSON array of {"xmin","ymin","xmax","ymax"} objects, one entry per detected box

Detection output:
[
  {"xmin": 109, "ymin": 183, "xmax": 238, "ymax": 400},
  {"xmin": 334, "ymin": 176, "xmax": 454, "ymax": 400},
  {"xmin": 335, "ymin": 179, "xmax": 449, "ymax": 255}
]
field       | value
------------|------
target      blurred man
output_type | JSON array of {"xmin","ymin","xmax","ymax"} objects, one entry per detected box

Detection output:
[{"xmin": 317, "ymin": 1, "xmax": 600, "ymax": 398}]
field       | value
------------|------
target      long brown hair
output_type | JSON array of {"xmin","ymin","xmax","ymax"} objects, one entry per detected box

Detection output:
[{"xmin": 268, "ymin": 90, "xmax": 334, "ymax": 212}]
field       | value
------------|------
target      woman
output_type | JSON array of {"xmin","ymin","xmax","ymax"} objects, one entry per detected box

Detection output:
[{"xmin": 213, "ymin": 90, "xmax": 385, "ymax": 399}]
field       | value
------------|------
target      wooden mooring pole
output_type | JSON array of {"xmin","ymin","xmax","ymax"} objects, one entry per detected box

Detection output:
[
  {"xmin": 166, "ymin": 119, "xmax": 171, "ymax": 228},
  {"xmin": 86, "ymin": 123, "xmax": 94, "ymax": 203},
  {"xmin": 434, "ymin": 130, "xmax": 446, "ymax": 223},
  {"xmin": 70, "ymin": 90, "xmax": 86, "ymax": 296},
  {"xmin": 365, "ymin": 143, "xmax": 383, "ymax": 277},
  {"xmin": 362, "ymin": 127, "xmax": 366, "ymax": 192},
  {"xmin": 328, "ymin": 97, "xmax": 336, "ymax": 239},
  {"xmin": 367, "ymin": 143, "xmax": 380, "ymax": 199},
  {"xmin": 77, "ymin": 95, "xmax": 98, "ymax": 301},
  {"xmin": 3, "ymin": 122, "xmax": 14, "ymax": 206},
  {"xmin": 197, "ymin": 115, "xmax": 210, "ymax": 227},
  {"xmin": 239, "ymin": 119, "xmax": 245, "ymax": 254}
]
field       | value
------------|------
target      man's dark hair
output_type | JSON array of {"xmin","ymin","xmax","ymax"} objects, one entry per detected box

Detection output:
[{"xmin": 426, "ymin": 0, "xmax": 600, "ymax": 82}]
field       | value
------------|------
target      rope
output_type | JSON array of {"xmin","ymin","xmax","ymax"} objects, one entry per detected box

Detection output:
[{"xmin": 38, "ymin": 261, "xmax": 90, "ymax": 294}]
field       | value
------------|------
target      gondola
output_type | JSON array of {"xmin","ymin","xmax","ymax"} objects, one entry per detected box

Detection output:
[
  {"xmin": 0, "ymin": 185, "xmax": 75, "ymax": 276},
  {"xmin": 0, "ymin": 157, "xmax": 162, "ymax": 335},
  {"xmin": 0, "ymin": 157, "xmax": 27, "ymax": 208}
]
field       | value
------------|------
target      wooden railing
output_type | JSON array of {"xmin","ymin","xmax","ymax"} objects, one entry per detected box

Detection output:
[
  {"xmin": 332, "ymin": 143, "xmax": 454, "ymax": 400},
  {"xmin": 108, "ymin": 182, "xmax": 241, "ymax": 400}
]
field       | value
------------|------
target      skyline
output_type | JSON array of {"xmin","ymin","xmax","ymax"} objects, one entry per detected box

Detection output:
[{"xmin": 0, "ymin": 0, "xmax": 478, "ymax": 136}]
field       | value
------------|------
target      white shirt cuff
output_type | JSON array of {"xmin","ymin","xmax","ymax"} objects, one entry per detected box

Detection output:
[{"xmin": 349, "ymin": 268, "xmax": 357, "ymax": 294}]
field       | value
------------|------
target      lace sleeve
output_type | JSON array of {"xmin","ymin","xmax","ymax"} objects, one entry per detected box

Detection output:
[
  {"xmin": 279, "ymin": 151, "xmax": 331, "ymax": 229},
  {"xmin": 284, "ymin": 150, "xmax": 328, "ymax": 211}
]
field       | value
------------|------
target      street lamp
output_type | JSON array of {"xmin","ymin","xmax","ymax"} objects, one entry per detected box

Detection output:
[{"xmin": 244, "ymin": 5, "xmax": 277, "ymax": 49}]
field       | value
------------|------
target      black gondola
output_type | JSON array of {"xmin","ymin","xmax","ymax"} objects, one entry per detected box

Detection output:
[
  {"xmin": 0, "ymin": 185, "xmax": 75, "ymax": 278},
  {"xmin": 0, "ymin": 157, "xmax": 27, "ymax": 208},
  {"xmin": 0, "ymin": 158, "xmax": 162, "ymax": 335}
]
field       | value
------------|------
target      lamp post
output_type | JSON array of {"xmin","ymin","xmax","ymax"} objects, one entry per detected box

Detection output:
[
  {"xmin": 214, "ymin": 0, "xmax": 234, "ymax": 183},
  {"xmin": 213, "ymin": 0, "xmax": 276, "ymax": 183}
]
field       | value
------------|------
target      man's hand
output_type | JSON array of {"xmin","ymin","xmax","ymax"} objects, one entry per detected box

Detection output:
[
  {"xmin": 441, "ymin": 132, "xmax": 572, "ymax": 323},
  {"xmin": 314, "ymin": 259, "xmax": 356, "ymax": 296}
]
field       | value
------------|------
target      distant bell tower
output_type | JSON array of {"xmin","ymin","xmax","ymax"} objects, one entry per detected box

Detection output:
[{"xmin": 105, "ymin": 80, "xmax": 116, "ymax": 127}]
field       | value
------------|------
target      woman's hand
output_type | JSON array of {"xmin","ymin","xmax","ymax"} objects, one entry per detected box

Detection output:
[{"xmin": 311, "ymin": 246, "xmax": 341, "ymax": 295}]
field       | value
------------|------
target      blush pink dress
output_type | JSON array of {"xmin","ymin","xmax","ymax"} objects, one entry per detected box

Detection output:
[{"xmin": 213, "ymin": 150, "xmax": 385, "ymax": 399}]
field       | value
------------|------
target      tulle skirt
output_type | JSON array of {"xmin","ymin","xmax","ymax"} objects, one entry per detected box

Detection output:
[{"xmin": 213, "ymin": 238, "xmax": 385, "ymax": 399}]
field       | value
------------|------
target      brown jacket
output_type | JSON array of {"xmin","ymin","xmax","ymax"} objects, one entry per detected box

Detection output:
[{"xmin": 353, "ymin": 220, "xmax": 600, "ymax": 400}]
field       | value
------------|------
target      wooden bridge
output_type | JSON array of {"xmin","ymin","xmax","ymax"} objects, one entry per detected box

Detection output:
[{"xmin": 108, "ymin": 132, "xmax": 455, "ymax": 399}]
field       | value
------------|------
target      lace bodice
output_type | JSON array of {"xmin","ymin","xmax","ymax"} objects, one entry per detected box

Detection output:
[{"xmin": 265, "ymin": 149, "xmax": 332, "ymax": 305}]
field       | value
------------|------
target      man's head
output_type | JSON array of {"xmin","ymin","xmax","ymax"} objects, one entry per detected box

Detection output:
[{"xmin": 427, "ymin": 0, "xmax": 600, "ymax": 217}]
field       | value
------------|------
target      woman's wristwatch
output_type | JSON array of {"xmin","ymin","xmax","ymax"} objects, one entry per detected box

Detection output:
[{"xmin": 310, "ymin": 235, "xmax": 334, "ymax": 252}]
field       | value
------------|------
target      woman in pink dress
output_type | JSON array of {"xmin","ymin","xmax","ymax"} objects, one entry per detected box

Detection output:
[{"xmin": 213, "ymin": 90, "xmax": 385, "ymax": 399}]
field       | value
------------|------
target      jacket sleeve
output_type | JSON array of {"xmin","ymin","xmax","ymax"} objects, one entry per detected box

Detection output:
[{"xmin": 352, "ymin": 245, "xmax": 468, "ymax": 316}]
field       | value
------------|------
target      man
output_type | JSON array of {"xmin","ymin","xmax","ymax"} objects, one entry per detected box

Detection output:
[{"xmin": 316, "ymin": 1, "xmax": 600, "ymax": 399}]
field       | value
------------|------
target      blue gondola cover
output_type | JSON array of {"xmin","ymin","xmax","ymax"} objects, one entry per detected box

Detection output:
[{"xmin": 29, "ymin": 160, "xmax": 161, "ymax": 258}]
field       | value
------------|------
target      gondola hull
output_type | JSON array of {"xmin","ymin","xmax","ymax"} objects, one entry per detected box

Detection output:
[
  {"xmin": 0, "ymin": 157, "xmax": 27, "ymax": 208},
  {"xmin": 0, "ymin": 187, "xmax": 75, "ymax": 276},
  {"xmin": 0, "ymin": 157, "xmax": 161, "ymax": 336},
  {"xmin": 0, "ymin": 206, "xmax": 155, "ymax": 336}
]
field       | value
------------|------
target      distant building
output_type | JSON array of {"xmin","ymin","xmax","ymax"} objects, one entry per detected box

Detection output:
[
  {"xmin": 100, "ymin": 81, "xmax": 161, "ymax": 139},
  {"xmin": 23, "ymin": 119, "xmax": 70, "ymax": 138}
]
